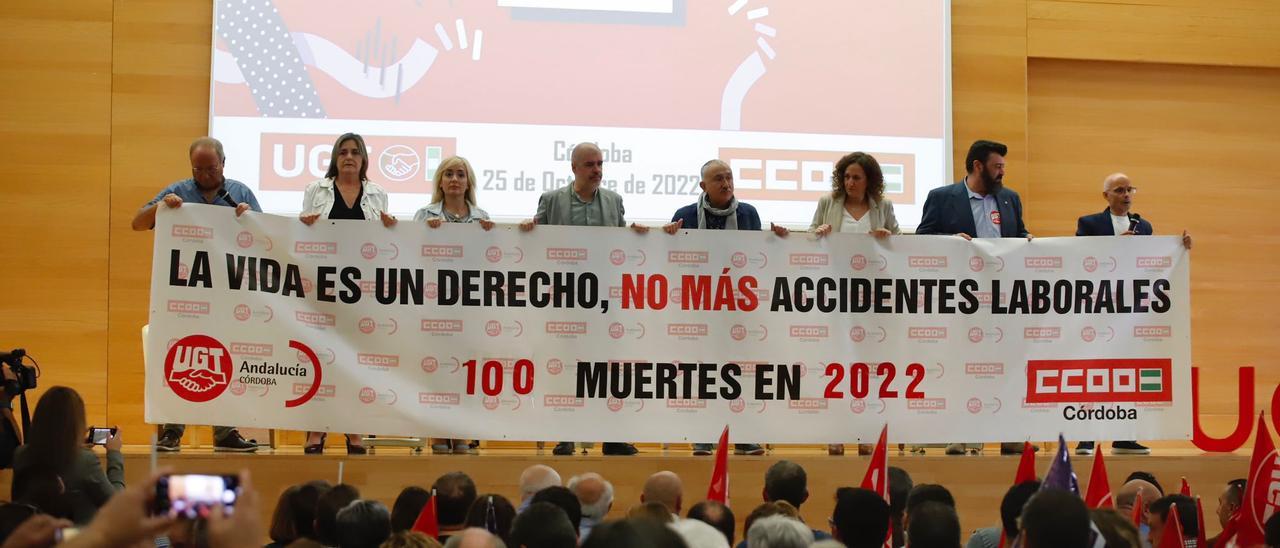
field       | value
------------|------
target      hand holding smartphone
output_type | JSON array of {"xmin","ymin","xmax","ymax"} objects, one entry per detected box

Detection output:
[
  {"xmin": 153, "ymin": 474, "xmax": 240, "ymax": 519},
  {"xmin": 85, "ymin": 426, "xmax": 116, "ymax": 446}
]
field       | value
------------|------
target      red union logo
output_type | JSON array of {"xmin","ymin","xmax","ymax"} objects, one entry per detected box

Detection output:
[
  {"xmin": 731, "ymin": 325, "xmax": 747, "ymax": 341},
  {"xmin": 668, "ymin": 323, "xmax": 708, "ymax": 337},
  {"xmin": 1081, "ymin": 326, "xmax": 1097, "ymax": 342},
  {"xmin": 259, "ymin": 133, "xmax": 456, "ymax": 192},
  {"xmin": 236, "ymin": 231, "xmax": 254, "ymax": 248},
  {"xmin": 485, "ymin": 320, "xmax": 502, "ymax": 337},
  {"xmin": 1083, "ymin": 256, "xmax": 1099, "ymax": 272},
  {"xmin": 233, "ymin": 304, "xmax": 251, "ymax": 321},
  {"xmin": 359, "ymin": 387, "xmax": 377, "ymax": 404},
  {"xmin": 1024, "ymin": 327, "xmax": 1062, "ymax": 340},
  {"xmin": 968, "ymin": 327, "xmax": 984, "ymax": 343},
  {"xmin": 851, "ymin": 254, "xmax": 868, "ymax": 271},
  {"xmin": 721, "ymin": 148, "xmax": 918, "ymax": 204},
  {"xmin": 668, "ymin": 251, "xmax": 709, "ymax": 264},
  {"xmin": 547, "ymin": 359, "xmax": 564, "ymax": 375},
  {"xmin": 609, "ymin": 249, "xmax": 626, "ymax": 266},
  {"xmin": 421, "ymin": 357, "xmax": 439, "ymax": 373},
  {"xmin": 608, "ymin": 322, "xmax": 625, "ymax": 339},
  {"xmin": 295, "ymin": 241, "xmax": 337, "ymax": 255},
  {"xmin": 789, "ymin": 253, "xmax": 829, "ymax": 266},
  {"xmin": 788, "ymin": 398, "xmax": 829, "ymax": 410},
  {"xmin": 909, "ymin": 327, "xmax": 947, "ymax": 340},
  {"xmin": 909, "ymin": 256, "xmax": 947, "ymax": 268},
  {"xmin": 547, "ymin": 248, "xmax": 588, "ymax": 261},
  {"xmin": 171, "ymin": 225, "xmax": 213, "ymax": 239},
  {"xmin": 731, "ymin": 252, "xmax": 748, "ymax": 268},
  {"xmin": 228, "ymin": 342, "xmax": 273, "ymax": 357},
  {"xmin": 295, "ymin": 311, "xmax": 336, "ymax": 327},
  {"xmin": 789, "ymin": 325, "xmax": 828, "ymax": 338},
  {"xmin": 419, "ymin": 392, "xmax": 461, "ymax": 405},
  {"xmin": 967, "ymin": 398, "xmax": 983, "ymax": 414},
  {"xmin": 167, "ymin": 300, "xmax": 210, "ymax": 315},
  {"xmin": 1134, "ymin": 326, "xmax": 1172, "ymax": 338},
  {"xmin": 360, "ymin": 243, "xmax": 378, "ymax": 260},
  {"xmin": 545, "ymin": 395, "xmax": 585, "ymax": 408},
  {"xmin": 1026, "ymin": 358, "xmax": 1173, "ymax": 403},
  {"xmin": 1137, "ymin": 256, "xmax": 1173, "ymax": 268},
  {"xmin": 969, "ymin": 257, "xmax": 985, "ymax": 272},
  {"xmin": 293, "ymin": 384, "xmax": 335, "ymax": 398},
  {"xmin": 485, "ymin": 246, "xmax": 502, "ymax": 263},
  {"xmin": 358, "ymin": 353, "xmax": 400, "ymax": 367},
  {"xmin": 422, "ymin": 245, "xmax": 464, "ymax": 258},
  {"xmin": 1025, "ymin": 256, "xmax": 1064, "ymax": 269},
  {"xmin": 850, "ymin": 326, "xmax": 866, "ymax": 342},
  {"xmin": 607, "ymin": 397, "xmax": 625, "ymax": 412},
  {"xmin": 421, "ymin": 319, "xmax": 463, "ymax": 333},
  {"xmin": 358, "ymin": 317, "xmax": 376, "ymax": 334},
  {"xmin": 667, "ymin": 399, "xmax": 707, "ymax": 409},
  {"xmin": 546, "ymin": 321, "xmax": 587, "ymax": 335},
  {"xmin": 908, "ymin": 398, "xmax": 947, "ymax": 410},
  {"xmin": 965, "ymin": 363, "xmax": 1004, "ymax": 375},
  {"xmin": 164, "ymin": 334, "xmax": 233, "ymax": 403}
]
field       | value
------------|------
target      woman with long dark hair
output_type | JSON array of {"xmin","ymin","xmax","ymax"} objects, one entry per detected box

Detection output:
[{"xmin": 12, "ymin": 386, "xmax": 123, "ymax": 521}]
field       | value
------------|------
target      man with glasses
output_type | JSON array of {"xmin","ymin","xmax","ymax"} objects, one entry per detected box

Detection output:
[
  {"xmin": 131, "ymin": 136, "xmax": 261, "ymax": 453},
  {"xmin": 1074, "ymin": 172, "xmax": 1191, "ymax": 456}
]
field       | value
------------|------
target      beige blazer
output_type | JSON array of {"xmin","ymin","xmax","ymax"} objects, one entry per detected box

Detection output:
[{"xmin": 808, "ymin": 193, "xmax": 901, "ymax": 234}]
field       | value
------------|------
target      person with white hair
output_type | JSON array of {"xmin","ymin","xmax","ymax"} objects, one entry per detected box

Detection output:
[
  {"xmin": 443, "ymin": 527, "xmax": 508, "ymax": 548},
  {"xmin": 518, "ymin": 465, "xmax": 562, "ymax": 512},
  {"xmin": 567, "ymin": 472, "xmax": 614, "ymax": 538},
  {"xmin": 748, "ymin": 515, "xmax": 815, "ymax": 548},
  {"xmin": 641, "ymin": 471, "xmax": 684, "ymax": 518},
  {"xmin": 670, "ymin": 518, "xmax": 731, "ymax": 548}
]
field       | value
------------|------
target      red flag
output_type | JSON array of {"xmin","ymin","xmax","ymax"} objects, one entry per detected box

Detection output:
[
  {"xmin": 1235, "ymin": 412, "xmax": 1278, "ymax": 548},
  {"xmin": 1158, "ymin": 503, "xmax": 1187, "ymax": 548},
  {"xmin": 1014, "ymin": 441, "xmax": 1037, "ymax": 484},
  {"xmin": 1180, "ymin": 478, "xmax": 1192, "ymax": 497},
  {"xmin": 1084, "ymin": 446, "xmax": 1113, "ymax": 509},
  {"xmin": 1195, "ymin": 497, "xmax": 1207, "ymax": 548},
  {"xmin": 859, "ymin": 425, "xmax": 891, "ymax": 548},
  {"xmin": 1132, "ymin": 491, "xmax": 1145, "ymax": 527},
  {"xmin": 706, "ymin": 426, "xmax": 730, "ymax": 505},
  {"xmin": 411, "ymin": 489, "xmax": 439, "ymax": 538}
]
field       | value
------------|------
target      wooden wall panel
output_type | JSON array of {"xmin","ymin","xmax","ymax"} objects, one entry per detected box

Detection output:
[
  {"xmin": 1029, "ymin": 0, "xmax": 1280, "ymax": 68},
  {"xmin": 952, "ymin": 0, "xmax": 1029, "ymax": 188},
  {"xmin": 1027, "ymin": 58, "xmax": 1280, "ymax": 421},
  {"xmin": 0, "ymin": 2, "xmax": 113, "ymax": 425}
]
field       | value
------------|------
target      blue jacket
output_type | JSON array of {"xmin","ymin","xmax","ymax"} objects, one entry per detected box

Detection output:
[
  {"xmin": 1076, "ymin": 208, "xmax": 1154, "ymax": 236},
  {"xmin": 670, "ymin": 201, "xmax": 762, "ymax": 231},
  {"xmin": 916, "ymin": 181, "xmax": 1028, "ymax": 237}
]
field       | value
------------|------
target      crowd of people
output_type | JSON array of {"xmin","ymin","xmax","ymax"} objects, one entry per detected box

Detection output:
[{"xmin": 2, "ymin": 385, "xmax": 1278, "ymax": 548}]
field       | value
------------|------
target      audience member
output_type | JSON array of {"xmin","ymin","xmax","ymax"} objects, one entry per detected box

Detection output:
[
  {"xmin": 518, "ymin": 465, "xmax": 562, "ymax": 512},
  {"xmin": 391, "ymin": 487, "xmax": 432, "ymax": 533},
  {"xmin": 740, "ymin": 501, "xmax": 802, "ymax": 548},
  {"xmin": 531, "ymin": 486, "xmax": 583, "ymax": 535},
  {"xmin": 1208, "ymin": 479, "xmax": 1246, "ymax": 547},
  {"xmin": 967, "ymin": 481, "xmax": 1040, "ymax": 548},
  {"xmin": 1019, "ymin": 490, "xmax": 1091, "ymax": 548},
  {"xmin": 1265, "ymin": 513, "xmax": 1280, "ymax": 548},
  {"xmin": 889, "ymin": 466, "xmax": 914, "ymax": 548},
  {"xmin": 641, "ymin": 471, "xmax": 684, "ymax": 517},
  {"xmin": 1092, "ymin": 508, "xmax": 1143, "ymax": 548},
  {"xmin": 761, "ymin": 461, "xmax": 832, "ymax": 541},
  {"xmin": 907, "ymin": 501, "xmax": 961, "ymax": 548},
  {"xmin": 1124, "ymin": 473, "xmax": 1165, "ymax": 497},
  {"xmin": 581, "ymin": 518, "xmax": 689, "ymax": 548},
  {"xmin": 315, "ymin": 484, "xmax": 362, "ymax": 547},
  {"xmin": 336, "ymin": 500, "xmax": 393, "ymax": 548},
  {"xmin": 444, "ymin": 527, "xmax": 508, "ymax": 548},
  {"xmin": 465, "ymin": 494, "xmax": 516, "ymax": 547},
  {"xmin": 906, "ymin": 484, "xmax": 956, "ymax": 532},
  {"xmin": 747, "ymin": 514, "xmax": 815, "ymax": 548},
  {"xmin": 382, "ymin": 530, "xmax": 444, "ymax": 548},
  {"xmin": 1148, "ymin": 494, "xmax": 1198, "ymax": 548},
  {"xmin": 568, "ymin": 473, "xmax": 614, "ymax": 539},
  {"xmin": 831, "ymin": 487, "xmax": 891, "ymax": 548},
  {"xmin": 268, "ymin": 485, "xmax": 304, "ymax": 547},
  {"xmin": 687, "ymin": 500, "xmax": 736, "ymax": 546},
  {"xmin": 12, "ymin": 386, "xmax": 123, "ymax": 522},
  {"xmin": 628, "ymin": 502, "xmax": 677, "ymax": 523},
  {"xmin": 509, "ymin": 502, "xmax": 577, "ymax": 548},
  {"xmin": 671, "ymin": 518, "xmax": 731, "ymax": 548},
  {"xmin": 434, "ymin": 472, "xmax": 479, "ymax": 541}
]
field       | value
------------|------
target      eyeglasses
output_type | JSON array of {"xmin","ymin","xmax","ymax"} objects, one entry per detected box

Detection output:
[
  {"xmin": 192, "ymin": 166, "xmax": 223, "ymax": 174},
  {"xmin": 1109, "ymin": 187, "xmax": 1138, "ymax": 195}
]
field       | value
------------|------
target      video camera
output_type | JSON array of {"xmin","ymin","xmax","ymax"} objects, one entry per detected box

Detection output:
[{"xmin": 0, "ymin": 349, "xmax": 38, "ymax": 397}]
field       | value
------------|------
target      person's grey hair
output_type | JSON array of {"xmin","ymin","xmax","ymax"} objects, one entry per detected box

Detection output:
[
  {"xmin": 669, "ymin": 518, "xmax": 731, "ymax": 548},
  {"xmin": 1103, "ymin": 172, "xmax": 1129, "ymax": 192},
  {"xmin": 443, "ymin": 528, "xmax": 508, "ymax": 548},
  {"xmin": 519, "ymin": 465, "xmax": 562, "ymax": 500},
  {"xmin": 567, "ymin": 473, "xmax": 614, "ymax": 521},
  {"xmin": 189, "ymin": 137, "xmax": 226, "ymax": 163},
  {"xmin": 811, "ymin": 540, "xmax": 848, "ymax": 548},
  {"xmin": 747, "ymin": 515, "xmax": 814, "ymax": 548},
  {"xmin": 701, "ymin": 159, "xmax": 729, "ymax": 180}
]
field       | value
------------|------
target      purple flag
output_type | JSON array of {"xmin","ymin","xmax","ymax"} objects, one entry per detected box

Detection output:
[{"xmin": 1040, "ymin": 434, "xmax": 1079, "ymax": 495}]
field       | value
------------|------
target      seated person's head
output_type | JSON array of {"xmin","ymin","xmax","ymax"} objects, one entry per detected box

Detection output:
[
  {"xmin": 905, "ymin": 501, "xmax": 961, "ymax": 548},
  {"xmin": 1091, "ymin": 508, "xmax": 1142, "ymax": 548},
  {"xmin": 831, "ymin": 487, "xmax": 891, "ymax": 548},
  {"xmin": 670, "ymin": 518, "xmax": 731, "ymax": 548},
  {"xmin": 743, "ymin": 500, "xmax": 801, "ymax": 543},
  {"xmin": 1148, "ymin": 494, "xmax": 1198, "ymax": 548},
  {"xmin": 509, "ymin": 502, "xmax": 576, "ymax": 548},
  {"xmin": 443, "ymin": 528, "xmax": 507, "ymax": 548},
  {"xmin": 1000, "ymin": 481, "xmax": 1041, "ymax": 541},
  {"xmin": 391, "ymin": 487, "xmax": 432, "ymax": 533},
  {"xmin": 579, "ymin": 518, "xmax": 689, "ymax": 548},
  {"xmin": 641, "ymin": 471, "xmax": 684, "ymax": 515},
  {"xmin": 763, "ymin": 461, "xmax": 809, "ymax": 510},
  {"xmin": 531, "ymin": 486, "xmax": 582, "ymax": 533},
  {"xmin": 382, "ymin": 530, "xmax": 444, "ymax": 548},
  {"xmin": 627, "ymin": 501, "xmax": 676, "ymax": 524},
  {"xmin": 687, "ymin": 500, "xmax": 735, "ymax": 546},
  {"xmin": 568, "ymin": 473, "xmax": 613, "ymax": 526},
  {"xmin": 433, "ymin": 472, "xmax": 479, "ymax": 530},
  {"xmin": 519, "ymin": 465, "xmax": 561, "ymax": 504},
  {"xmin": 465, "ymin": 494, "xmax": 516, "ymax": 546},
  {"xmin": 315, "ymin": 484, "xmax": 361, "ymax": 545},
  {"xmin": 747, "ymin": 514, "xmax": 814, "ymax": 548},
  {"xmin": 336, "ymin": 499, "xmax": 392, "ymax": 548},
  {"xmin": 1020, "ymin": 490, "xmax": 1091, "ymax": 548}
]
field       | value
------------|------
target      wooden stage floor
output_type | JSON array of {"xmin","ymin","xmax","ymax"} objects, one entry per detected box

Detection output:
[{"xmin": 0, "ymin": 445, "xmax": 1248, "ymax": 543}]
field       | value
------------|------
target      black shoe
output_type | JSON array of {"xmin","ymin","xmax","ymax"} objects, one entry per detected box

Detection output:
[
  {"xmin": 552, "ymin": 442, "xmax": 575, "ymax": 456},
  {"xmin": 735, "ymin": 444, "xmax": 766, "ymax": 456},
  {"xmin": 346, "ymin": 436, "xmax": 367, "ymax": 455},
  {"xmin": 1075, "ymin": 441, "xmax": 1096, "ymax": 455},
  {"xmin": 602, "ymin": 442, "xmax": 639, "ymax": 456},
  {"xmin": 305, "ymin": 433, "xmax": 327, "ymax": 455},
  {"xmin": 214, "ymin": 431, "xmax": 259, "ymax": 452},
  {"xmin": 1000, "ymin": 442, "xmax": 1036, "ymax": 455},
  {"xmin": 1111, "ymin": 441, "xmax": 1151, "ymax": 455},
  {"xmin": 156, "ymin": 430, "xmax": 182, "ymax": 452}
]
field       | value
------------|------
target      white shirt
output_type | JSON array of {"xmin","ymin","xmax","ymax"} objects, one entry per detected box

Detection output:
[
  {"xmin": 1111, "ymin": 214, "xmax": 1130, "ymax": 235},
  {"xmin": 301, "ymin": 178, "xmax": 390, "ymax": 221},
  {"xmin": 840, "ymin": 208, "xmax": 871, "ymax": 233}
]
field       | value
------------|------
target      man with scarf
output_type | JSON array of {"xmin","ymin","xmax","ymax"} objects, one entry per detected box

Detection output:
[{"xmin": 664, "ymin": 159, "xmax": 784, "ymax": 455}]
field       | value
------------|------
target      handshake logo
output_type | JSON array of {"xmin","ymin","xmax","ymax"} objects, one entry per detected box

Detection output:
[{"xmin": 164, "ymin": 335, "xmax": 234, "ymax": 403}]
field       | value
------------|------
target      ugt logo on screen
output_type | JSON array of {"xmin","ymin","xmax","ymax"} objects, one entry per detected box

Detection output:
[
  {"xmin": 1025, "ymin": 358, "xmax": 1172, "ymax": 404},
  {"xmin": 164, "ymin": 334, "xmax": 234, "ymax": 403}
]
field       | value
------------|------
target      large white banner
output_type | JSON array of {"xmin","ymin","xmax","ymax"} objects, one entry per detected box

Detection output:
[{"xmin": 145, "ymin": 205, "xmax": 1191, "ymax": 444}]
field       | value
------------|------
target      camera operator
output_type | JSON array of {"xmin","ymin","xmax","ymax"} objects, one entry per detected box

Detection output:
[{"xmin": 12, "ymin": 387, "xmax": 123, "ymax": 523}]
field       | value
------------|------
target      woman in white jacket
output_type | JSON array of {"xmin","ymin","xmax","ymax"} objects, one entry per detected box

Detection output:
[{"xmin": 299, "ymin": 132, "xmax": 397, "ymax": 455}]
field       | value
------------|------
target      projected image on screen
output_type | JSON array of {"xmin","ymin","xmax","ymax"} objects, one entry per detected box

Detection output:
[{"xmin": 210, "ymin": 0, "xmax": 949, "ymax": 227}]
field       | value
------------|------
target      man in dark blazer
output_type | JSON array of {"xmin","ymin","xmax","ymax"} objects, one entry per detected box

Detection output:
[
  {"xmin": 1074, "ymin": 172, "xmax": 1191, "ymax": 456},
  {"xmin": 918, "ymin": 139, "xmax": 1031, "ymax": 456},
  {"xmin": 917, "ymin": 139, "xmax": 1031, "ymax": 240}
]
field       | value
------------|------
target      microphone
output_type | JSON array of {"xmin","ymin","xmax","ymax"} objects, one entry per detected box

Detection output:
[
  {"xmin": 1127, "ymin": 213, "xmax": 1141, "ymax": 233},
  {"xmin": 217, "ymin": 188, "xmax": 239, "ymax": 208}
]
